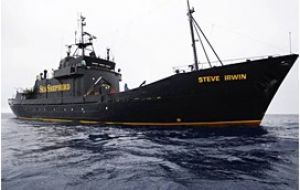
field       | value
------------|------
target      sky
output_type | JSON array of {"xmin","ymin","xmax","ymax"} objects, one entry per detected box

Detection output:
[{"xmin": 1, "ymin": 0, "xmax": 299, "ymax": 114}]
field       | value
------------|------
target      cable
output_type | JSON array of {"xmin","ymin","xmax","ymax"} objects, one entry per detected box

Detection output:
[
  {"xmin": 192, "ymin": 17, "xmax": 223, "ymax": 66},
  {"xmin": 192, "ymin": 21, "xmax": 212, "ymax": 68}
]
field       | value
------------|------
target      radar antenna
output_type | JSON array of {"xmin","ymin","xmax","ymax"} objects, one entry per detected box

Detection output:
[{"xmin": 66, "ymin": 14, "xmax": 97, "ymax": 57}]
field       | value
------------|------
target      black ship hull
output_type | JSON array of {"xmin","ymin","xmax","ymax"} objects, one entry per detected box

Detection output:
[{"xmin": 9, "ymin": 54, "xmax": 298, "ymax": 127}]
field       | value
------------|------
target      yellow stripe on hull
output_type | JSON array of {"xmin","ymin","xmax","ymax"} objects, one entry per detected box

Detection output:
[
  {"xmin": 17, "ymin": 117, "xmax": 261, "ymax": 127},
  {"xmin": 79, "ymin": 120, "xmax": 99, "ymax": 124},
  {"xmin": 18, "ymin": 117, "xmax": 72, "ymax": 123}
]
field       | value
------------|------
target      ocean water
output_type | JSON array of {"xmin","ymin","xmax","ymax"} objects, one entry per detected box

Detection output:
[{"xmin": 1, "ymin": 113, "xmax": 298, "ymax": 190}]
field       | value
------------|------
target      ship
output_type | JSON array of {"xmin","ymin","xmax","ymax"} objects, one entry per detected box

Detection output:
[{"xmin": 8, "ymin": 1, "xmax": 298, "ymax": 127}]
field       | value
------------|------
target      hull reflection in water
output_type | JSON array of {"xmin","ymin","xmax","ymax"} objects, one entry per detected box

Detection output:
[{"xmin": 2, "ymin": 113, "xmax": 298, "ymax": 190}]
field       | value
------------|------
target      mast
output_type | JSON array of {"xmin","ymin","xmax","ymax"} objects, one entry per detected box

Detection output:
[
  {"xmin": 186, "ymin": 0, "xmax": 223, "ymax": 69},
  {"xmin": 187, "ymin": 0, "xmax": 199, "ymax": 71},
  {"xmin": 80, "ymin": 14, "xmax": 86, "ymax": 56},
  {"xmin": 70, "ymin": 15, "xmax": 97, "ymax": 58}
]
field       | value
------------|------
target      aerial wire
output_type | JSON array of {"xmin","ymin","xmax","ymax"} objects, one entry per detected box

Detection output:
[
  {"xmin": 192, "ymin": 17, "xmax": 223, "ymax": 66},
  {"xmin": 192, "ymin": 21, "xmax": 212, "ymax": 68}
]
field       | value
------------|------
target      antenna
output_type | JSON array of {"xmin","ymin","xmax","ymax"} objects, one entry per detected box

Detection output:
[{"xmin": 289, "ymin": 32, "xmax": 292, "ymax": 54}]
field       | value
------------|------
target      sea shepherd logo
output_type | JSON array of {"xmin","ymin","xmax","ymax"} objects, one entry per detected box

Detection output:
[
  {"xmin": 198, "ymin": 74, "xmax": 247, "ymax": 83},
  {"xmin": 39, "ymin": 84, "xmax": 71, "ymax": 93}
]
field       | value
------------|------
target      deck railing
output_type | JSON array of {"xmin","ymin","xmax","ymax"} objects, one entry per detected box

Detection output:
[{"xmin": 172, "ymin": 54, "xmax": 281, "ymax": 73}]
